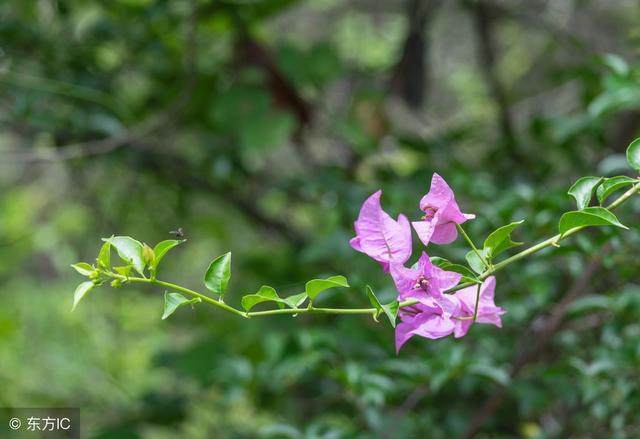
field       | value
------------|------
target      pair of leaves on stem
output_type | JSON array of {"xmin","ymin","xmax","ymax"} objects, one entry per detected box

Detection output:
[
  {"xmin": 567, "ymin": 175, "xmax": 637, "ymax": 209},
  {"xmin": 564, "ymin": 175, "xmax": 635, "ymax": 236},
  {"xmin": 240, "ymin": 275, "xmax": 349, "ymax": 312},
  {"xmin": 562, "ymin": 138, "xmax": 640, "ymax": 235},
  {"xmin": 101, "ymin": 236, "xmax": 185, "ymax": 276}
]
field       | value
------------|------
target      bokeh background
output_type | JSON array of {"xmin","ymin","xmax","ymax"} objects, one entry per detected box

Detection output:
[{"xmin": 2, "ymin": 1, "xmax": 640, "ymax": 437}]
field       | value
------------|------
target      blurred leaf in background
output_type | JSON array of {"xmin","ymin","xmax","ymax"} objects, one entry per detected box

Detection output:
[{"xmin": 2, "ymin": 0, "xmax": 640, "ymax": 438}]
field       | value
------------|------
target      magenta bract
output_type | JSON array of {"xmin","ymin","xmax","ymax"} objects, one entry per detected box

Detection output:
[
  {"xmin": 349, "ymin": 190, "xmax": 412, "ymax": 272},
  {"xmin": 412, "ymin": 173, "xmax": 475, "ymax": 246}
]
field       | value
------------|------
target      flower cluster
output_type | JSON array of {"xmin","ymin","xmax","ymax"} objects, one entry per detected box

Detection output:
[{"xmin": 350, "ymin": 174, "xmax": 505, "ymax": 352}]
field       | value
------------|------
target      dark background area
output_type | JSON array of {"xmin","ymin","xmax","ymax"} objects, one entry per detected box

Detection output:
[{"xmin": 1, "ymin": 0, "xmax": 640, "ymax": 437}]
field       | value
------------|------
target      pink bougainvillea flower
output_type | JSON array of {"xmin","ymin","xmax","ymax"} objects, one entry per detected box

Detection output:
[
  {"xmin": 412, "ymin": 173, "xmax": 475, "ymax": 246},
  {"xmin": 451, "ymin": 276, "xmax": 506, "ymax": 338},
  {"xmin": 394, "ymin": 297, "xmax": 461, "ymax": 352},
  {"xmin": 349, "ymin": 190, "xmax": 412, "ymax": 272},
  {"xmin": 389, "ymin": 252, "xmax": 461, "ymax": 303}
]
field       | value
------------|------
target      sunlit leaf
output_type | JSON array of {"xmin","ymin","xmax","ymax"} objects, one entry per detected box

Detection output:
[
  {"xmin": 102, "ymin": 236, "xmax": 145, "ymax": 275},
  {"xmin": 72, "ymin": 281, "xmax": 94, "ymax": 311},
  {"xmin": 115, "ymin": 265, "xmax": 132, "ymax": 277},
  {"xmin": 71, "ymin": 262, "xmax": 94, "ymax": 276},
  {"xmin": 97, "ymin": 241, "xmax": 111, "ymax": 269}
]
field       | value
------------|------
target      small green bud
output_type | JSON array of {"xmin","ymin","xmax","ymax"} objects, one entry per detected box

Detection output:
[
  {"xmin": 110, "ymin": 279, "xmax": 122, "ymax": 288},
  {"xmin": 142, "ymin": 243, "xmax": 155, "ymax": 267}
]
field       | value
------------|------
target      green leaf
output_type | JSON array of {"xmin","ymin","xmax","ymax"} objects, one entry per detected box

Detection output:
[
  {"xmin": 152, "ymin": 239, "xmax": 184, "ymax": 273},
  {"xmin": 626, "ymin": 138, "xmax": 640, "ymax": 171},
  {"xmin": 162, "ymin": 292, "xmax": 200, "ymax": 320},
  {"xmin": 429, "ymin": 256, "xmax": 451, "ymax": 268},
  {"xmin": 97, "ymin": 241, "xmax": 111, "ymax": 269},
  {"xmin": 305, "ymin": 275, "xmax": 349, "ymax": 301},
  {"xmin": 365, "ymin": 285, "xmax": 398, "ymax": 327},
  {"xmin": 72, "ymin": 281, "xmax": 95, "ymax": 311},
  {"xmin": 282, "ymin": 292, "xmax": 308, "ymax": 309},
  {"xmin": 381, "ymin": 301, "xmax": 400, "ymax": 328},
  {"xmin": 568, "ymin": 177, "xmax": 602, "ymax": 210},
  {"xmin": 558, "ymin": 207, "xmax": 628, "ymax": 235},
  {"xmin": 602, "ymin": 53, "xmax": 629, "ymax": 76},
  {"xmin": 115, "ymin": 265, "xmax": 132, "ymax": 277},
  {"xmin": 483, "ymin": 220, "xmax": 525, "ymax": 258},
  {"xmin": 102, "ymin": 236, "xmax": 145, "ymax": 275},
  {"xmin": 465, "ymin": 249, "xmax": 490, "ymax": 275},
  {"xmin": 596, "ymin": 175, "xmax": 637, "ymax": 203},
  {"xmin": 469, "ymin": 364, "xmax": 510, "ymax": 386},
  {"xmin": 431, "ymin": 257, "xmax": 479, "ymax": 283},
  {"xmin": 241, "ymin": 286, "xmax": 285, "ymax": 311},
  {"xmin": 142, "ymin": 243, "xmax": 155, "ymax": 267},
  {"xmin": 204, "ymin": 252, "xmax": 232, "ymax": 298},
  {"xmin": 71, "ymin": 262, "xmax": 94, "ymax": 276}
]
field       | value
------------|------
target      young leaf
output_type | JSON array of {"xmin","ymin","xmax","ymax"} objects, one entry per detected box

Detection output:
[
  {"xmin": 381, "ymin": 300, "xmax": 400, "ymax": 328},
  {"xmin": 558, "ymin": 207, "xmax": 628, "ymax": 235},
  {"xmin": 483, "ymin": 220, "xmax": 525, "ymax": 258},
  {"xmin": 305, "ymin": 275, "xmax": 349, "ymax": 301},
  {"xmin": 71, "ymin": 262, "xmax": 94, "ymax": 276},
  {"xmin": 366, "ymin": 285, "xmax": 383, "ymax": 319},
  {"xmin": 97, "ymin": 241, "xmax": 111, "ymax": 269},
  {"xmin": 465, "ymin": 249, "xmax": 490, "ymax": 275},
  {"xmin": 72, "ymin": 281, "xmax": 95, "ymax": 311},
  {"xmin": 596, "ymin": 175, "xmax": 637, "ymax": 203},
  {"xmin": 567, "ymin": 177, "xmax": 602, "ymax": 210},
  {"xmin": 115, "ymin": 265, "xmax": 132, "ymax": 277},
  {"xmin": 626, "ymin": 137, "xmax": 640, "ymax": 171},
  {"xmin": 142, "ymin": 243, "xmax": 155, "ymax": 267},
  {"xmin": 241, "ymin": 286, "xmax": 285, "ymax": 311},
  {"xmin": 282, "ymin": 292, "xmax": 308, "ymax": 309},
  {"xmin": 204, "ymin": 252, "xmax": 232, "ymax": 298},
  {"xmin": 151, "ymin": 239, "xmax": 184, "ymax": 273},
  {"xmin": 365, "ymin": 285, "xmax": 398, "ymax": 327},
  {"xmin": 102, "ymin": 236, "xmax": 145, "ymax": 275},
  {"xmin": 162, "ymin": 291, "xmax": 200, "ymax": 320}
]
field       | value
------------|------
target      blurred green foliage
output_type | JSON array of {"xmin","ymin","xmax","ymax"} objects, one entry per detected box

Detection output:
[{"xmin": 1, "ymin": 0, "xmax": 640, "ymax": 438}]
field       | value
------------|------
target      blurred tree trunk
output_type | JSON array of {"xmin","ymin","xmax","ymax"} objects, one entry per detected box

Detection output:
[
  {"xmin": 391, "ymin": 0, "xmax": 442, "ymax": 109},
  {"xmin": 469, "ymin": 0, "xmax": 527, "ymax": 166}
]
